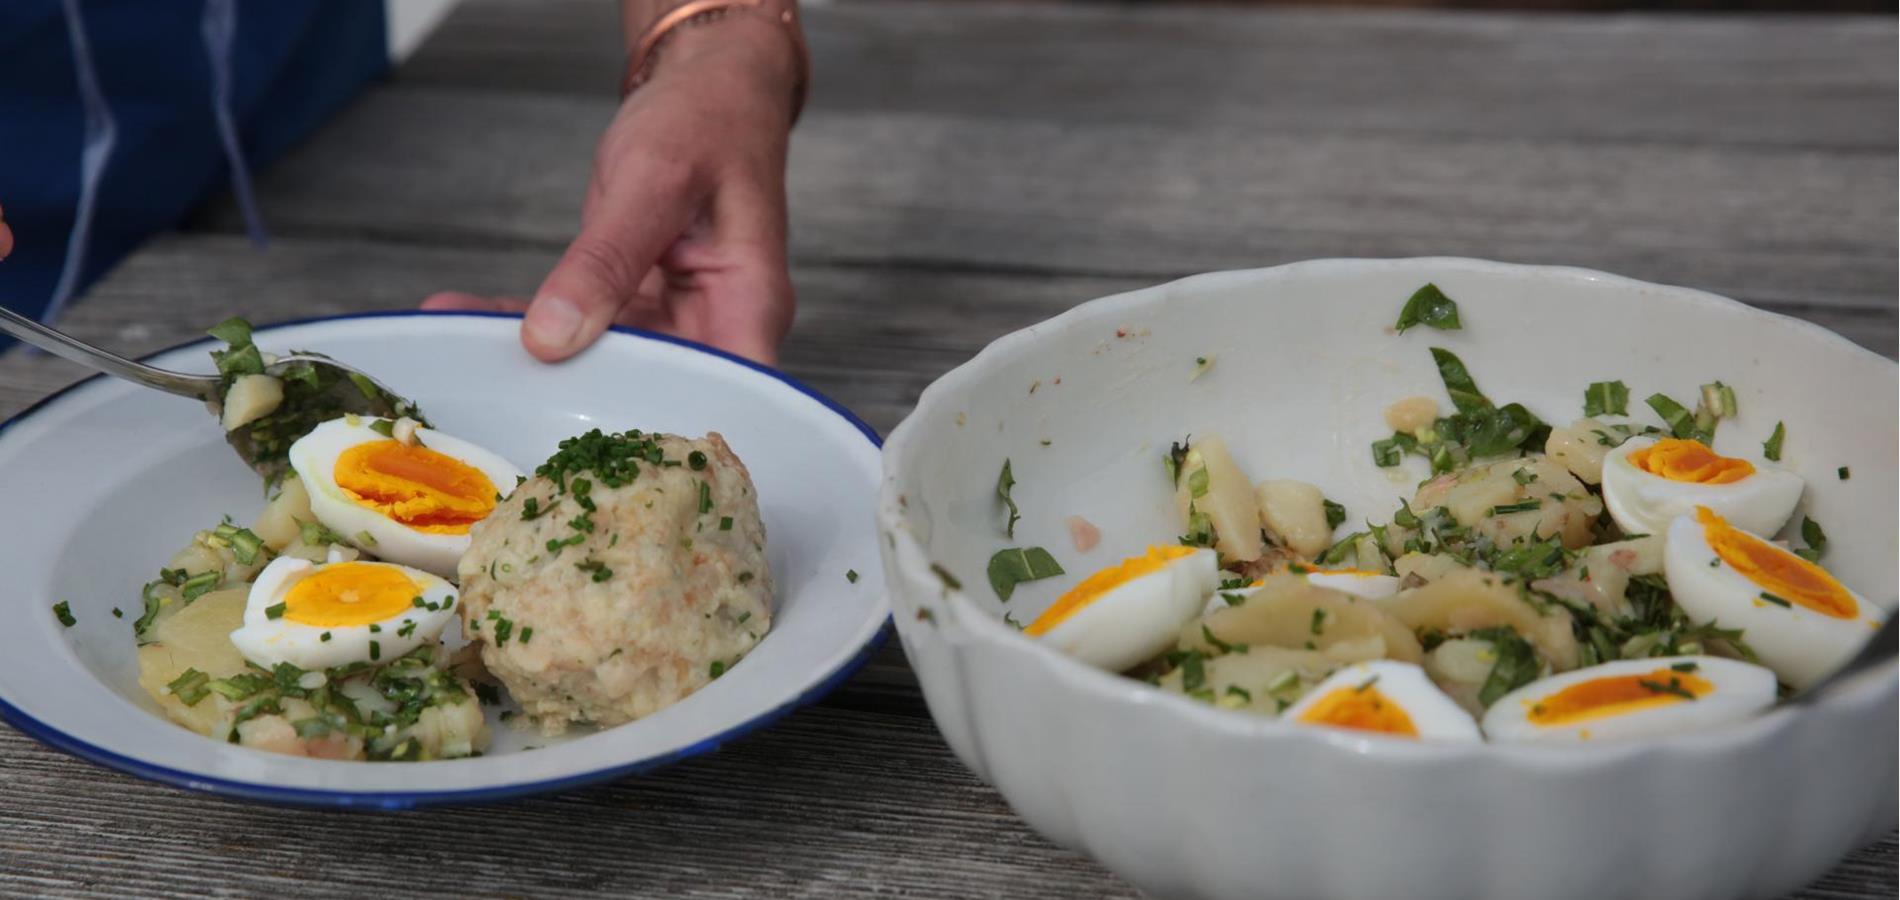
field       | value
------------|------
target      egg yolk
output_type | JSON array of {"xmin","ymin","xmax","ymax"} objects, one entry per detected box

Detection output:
[
  {"xmin": 334, "ymin": 439, "xmax": 498, "ymax": 533},
  {"xmin": 1629, "ymin": 438, "xmax": 1755, "ymax": 484},
  {"xmin": 1526, "ymin": 667, "xmax": 1714, "ymax": 726},
  {"xmin": 283, "ymin": 562, "xmax": 422, "ymax": 627},
  {"xmin": 1295, "ymin": 684, "xmax": 1418, "ymax": 737},
  {"xmin": 1696, "ymin": 506, "xmax": 1858, "ymax": 619},
  {"xmin": 1025, "ymin": 545, "xmax": 1199, "ymax": 636}
]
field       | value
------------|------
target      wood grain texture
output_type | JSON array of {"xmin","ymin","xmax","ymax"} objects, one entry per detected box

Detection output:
[{"xmin": 2, "ymin": 0, "xmax": 1895, "ymax": 897}]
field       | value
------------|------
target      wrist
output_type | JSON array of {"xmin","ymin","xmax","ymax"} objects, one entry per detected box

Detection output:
[{"xmin": 620, "ymin": 0, "xmax": 807, "ymax": 121}]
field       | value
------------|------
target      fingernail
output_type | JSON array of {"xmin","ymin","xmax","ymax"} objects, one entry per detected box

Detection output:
[{"xmin": 525, "ymin": 295, "xmax": 584, "ymax": 349}]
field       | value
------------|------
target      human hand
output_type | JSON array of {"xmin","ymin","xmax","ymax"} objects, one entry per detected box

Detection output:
[
  {"xmin": 0, "ymin": 200, "xmax": 14, "ymax": 260},
  {"xmin": 423, "ymin": 19, "xmax": 799, "ymax": 365}
]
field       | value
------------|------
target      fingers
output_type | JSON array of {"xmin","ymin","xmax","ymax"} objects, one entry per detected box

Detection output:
[
  {"xmin": 524, "ymin": 159, "xmax": 700, "ymax": 362},
  {"xmin": 0, "ymin": 200, "xmax": 13, "ymax": 261},
  {"xmin": 677, "ymin": 172, "xmax": 794, "ymax": 366},
  {"xmin": 419, "ymin": 291, "xmax": 531, "ymax": 313}
]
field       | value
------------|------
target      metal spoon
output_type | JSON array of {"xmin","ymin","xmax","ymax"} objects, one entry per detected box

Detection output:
[
  {"xmin": 1, "ymin": 306, "xmax": 420, "ymax": 479},
  {"xmin": 1789, "ymin": 616, "xmax": 1897, "ymax": 704}
]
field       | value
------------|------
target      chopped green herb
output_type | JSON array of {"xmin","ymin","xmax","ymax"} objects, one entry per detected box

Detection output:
[
  {"xmin": 710, "ymin": 660, "xmax": 727, "ymax": 679},
  {"xmin": 1323, "ymin": 499, "xmax": 1347, "ymax": 531},
  {"xmin": 698, "ymin": 480, "xmax": 714, "ymax": 514},
  {"xmin": 321, "ymin": 631, "xmax": 332, "ymax": 642},
  {"xmin": 167, "ymin": 668, "xmax": 212, "ymax": 705},
  {"xmin": 997, "ymin": 459, "xmax": 1021, "ymax": 538},
  {"xmin": 1638, "ymin": 677, "xmax": 1698, "ymax": 701},
  {"xmin": 519, "ymin": 626, "xmax": 533, "ymax": 645},
  {"xmin": 1511, "ymin": 468, "xmax": 1539, "ymax": 487},
  {"xmin": 1762, "ymin": 422, "xmax": 1785, "ymax": 461},
  {"xmin": 1838, "ymin": 467, "xmax": 1850, "ymax": 480},
  {"xmin": 1646, "ymin": 393, "xmax": 1708, "ymax": 443},
  {"xmin": 368, "ymin": 418, "xmax": 395, "ymax": 438},
  {"xmin": 1265, "ymin": 670, "xmax": 1300, "ymax": 694},
  {"xmin": 737, "ymin": 611, "xmax": 752, "ymax": 624},
  {"xmin": 299, "ymin": 518, "xmax": 348, "ymax": 547},
  {"xmin": 719, "ymin": 516, "xmax": 734, "ymax": 531},
  {"xmin": 1431, "ymin": 347, "xmax": 1490, "ymax": 414},
  {"xmin": 575, "ymin": 558, "xmax": 614, "ymax": 583},
  {"xmin": 265, "ymin": 602, "xmax": 287, "ymax": 620},
  {"xmin": 1489, "ymin": 499, "xmax": 1542, "ymax": 516},
  {"xmin": 986, "ymin": 547, "xmax": 1065, "ymax": 602},
  {"xmin": 1671, "ymin": 662, "xmax": 1699, "ymax": 673},
  {"xmin": 1186, "ymin": 465, "xmax": 1210, "ymax": 499},
  {"xmin": 180, "ymin": 570, "xmax": 220, "ymax": 601},
  {"xmin": 1225, "ymin": 685, "xmax": 1253, "ymax": 703},
  {"xmin": 1220, "ymin": 591, "xmax": 1247, "ymax": 607},
  {"xmin": 1164, "ymin": 438, "xmax": 1191, "ymax": 485},
  {"xmin": 355, "ymin": 530, "xmax": 377, "ymax": 547},
  {"xmin": 1354, "ymin": 675, "xmax": 1381, "ymax": 693},
  {"xmin": 1201, "ymin": 624, "xmax": 1241, "ymax": 655},
  {"xmin": 1370, "ymin": 437, "xmax": 1405, "ymax": 468},
  {"xmin": 846, "ymin": 569, "xmax": 860, "ymax": 584},
  {"xmin": 1395, "ymin": 283, "xmax": 1462, "ymax": 334},
  {"xmin": 1583, "ymin": 380, "xmax": 1630, "ymax": 417},
  {"xmin": 1179, "ymin": 651, "xmax": 1207, "ymax": 693},
  {"xmin": 1309, "ymin": 608, "xmax": 1326, "ymax": 635},
  {"xmin": 1470, "ymin": 626, "xmax": 1540, "ymax": 708},
  {"xmin": 111, "ymin": 607, "xmax": 123, "ymax": 619},
  {"xmin": 52, "ymin": 601, "xmax": 75, "ymax": 628},
  {"xmin": 1758, "ymin": 592, "xmax": 1792, "ymax": 608},
  {"xmin": 1795, "ymin": 516, "xmax": 1828, "ymax": 562},
  {"xmin": 369, "ymin": 640, "xmax": 381, "ymax": 661},
  {"xmin": 688, "ymin": 450, "xmax": 708, "ymax": 470},
  {"xmin": 739, "ymin": 571, "xmax": 758, "ymax": 585},
  {"xmin": 367, "ymin": 623, "xmax": 381, "ymax": 633}
]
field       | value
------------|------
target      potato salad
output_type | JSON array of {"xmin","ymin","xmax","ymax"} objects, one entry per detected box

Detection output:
[{"xmin": 1008, "ymin": 284, "xmax": 1884, "ymax": 744}]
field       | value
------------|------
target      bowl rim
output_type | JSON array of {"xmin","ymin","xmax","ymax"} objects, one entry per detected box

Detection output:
[
  {"xmin": 0, "ymin": 310, "xmax": 891, "ymax": 809},
  {"xmin": 876, "ymin": 256, "xmax": 1896, "ymax": 768}
]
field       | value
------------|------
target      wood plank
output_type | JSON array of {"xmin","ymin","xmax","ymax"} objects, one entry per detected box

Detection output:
[
  {"xmin": 0, "ymin": 706, "xmax": 1136, "ymax": 899},
  {"xmin": 396, "ymin": 0, "xmax": 1898, "ymax": 151},
  {"xmin": 188, "ymin": 88, "xmax": 1897, "ymax": 323}
]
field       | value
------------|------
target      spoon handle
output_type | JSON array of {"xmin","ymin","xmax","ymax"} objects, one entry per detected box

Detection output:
[{"xmin": 1, "ymin": 306, "xmax": 217, "ymax": 401}]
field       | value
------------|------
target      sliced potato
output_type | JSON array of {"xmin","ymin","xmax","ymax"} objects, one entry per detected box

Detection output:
[
  {"xmin": 1187, "ymin": 573, "xmax": 1422, "ymax": 663},
  {"xmin": 221, "ymin": 373, "xmax": 284, "ymax": 432},
  {"xmin": 252, "ymin": 475, "xmax": 314, "ymax": 552},
  {"xmin": 1381, "ymin": 568, "xmax": 1579, "ymax": 671},
  {"xmin": 1531, "ymin": 534, "xmax": 1665, "ymax": 619},
  {"xmin": 1544, "ymin": 417, "xmax": 1614, "ymax": 485},
  {"xmin": 1173, "ymin": 435, "xmax": 1264, "ymax": 562},
  {"xmin": 135, "ymin": 588, "xmax": 249, "ymax": 738},
  {"xmin": 1402, "ymin": 456, "xmax": 1601, "ymax": 551},
  {"xmin": 1155, "ymin": 645, "xmax": 1354, "ymax": 716},
  {"xmin": 1256, "ymin": 479, "xmax": 1331, "ymax": 559}
]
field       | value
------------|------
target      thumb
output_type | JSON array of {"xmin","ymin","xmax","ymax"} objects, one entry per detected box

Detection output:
[{"xmin": 524, "ymin": 166, "xmax": 699, "ymax": 361}]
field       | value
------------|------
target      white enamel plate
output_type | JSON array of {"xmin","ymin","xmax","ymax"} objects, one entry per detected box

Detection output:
[{"xmin": 0, "ymin": 312, "xmax": 889, "ymax": 807}]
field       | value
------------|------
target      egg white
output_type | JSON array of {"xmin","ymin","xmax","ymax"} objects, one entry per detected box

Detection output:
[
  {"xmin": 289, "ymin": 417, "xmax": 522, "ymax": 578},
  {"xmin": 1663, "ymin": 513, "xmax": 1884, "ymax": 689},
  {"xmin": 1034, "ymin": 548, "xmax": 1218, "ymax": 672},
  {"xmin": 1482, "ymin": 656, "xmax": 1776, "ymax": 743},
  {"xmin": 1600, "ymin": 437, "xmax": 1802, "ymax": 538},
  {"xmin": 229, "ymin": 556, "xmax": 459, "ymax": 670},
  {"xmin": 1281, "ymin": 660, "xmax": 1480, "ymax": 741}
]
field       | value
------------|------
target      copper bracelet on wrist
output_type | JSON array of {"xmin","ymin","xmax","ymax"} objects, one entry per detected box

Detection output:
[{"xmin": 620, "ymin": 0, "xmax": 810, "ymax": 124}]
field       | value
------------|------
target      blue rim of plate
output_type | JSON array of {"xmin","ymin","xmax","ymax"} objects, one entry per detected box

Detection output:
[{"xmin": 0, "ymin": 310, "xmax": 891, "ymax": 809}]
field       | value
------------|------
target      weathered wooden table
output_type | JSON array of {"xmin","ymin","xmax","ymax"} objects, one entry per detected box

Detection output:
[{"xmin": 2, "ymin": 1, "xmax": 1893, "ymax": 896}]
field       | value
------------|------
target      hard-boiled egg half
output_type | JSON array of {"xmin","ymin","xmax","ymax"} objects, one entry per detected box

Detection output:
[
  {"xmin": 1482, "ymin": 656, "xmax": 1774, "ymax": 742},
  {"xmin": 290, "ymin": 416, "xmax": 522, "ymax": 578},
  {"xmin": 1026, "ymin": 545, "xmax": 1218, "ymax": 672},
  {"xmin": 1281, "ymin": 660, "xmax": 1480, "ymax": 742},
  {"xmin": 230, "ymin": 555, "xmax": 459, "ymax": 670},
  {"xmin": 1663, "ymin": 506, "xmax": 1884, "ymax": 688},
  {"xmin": 1601, "ymin": 436, "xmax": 1801, "ymax": 538}
]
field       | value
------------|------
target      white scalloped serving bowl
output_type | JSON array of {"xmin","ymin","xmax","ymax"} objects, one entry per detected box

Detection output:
[
  {"xmin": 877, "ymin": 259, "xmax": 1896, "ymax": 900},
  {"xmin": 0, "ymin": 312, "xmax": 889, "ymax": 808}
]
